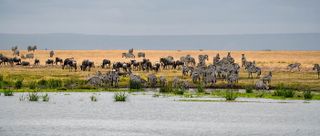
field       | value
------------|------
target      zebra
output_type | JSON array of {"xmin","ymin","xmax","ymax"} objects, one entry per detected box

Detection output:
[
  {"xmin": 191, "ymin": 70, "xmax": 201, "ymax": 83},
  {"xmin": 261, "ymin": 71, "xmax": 272, "ymax": 84},
  {"xmin": 27, "ymin": 45, "xmax": 37, "ymax": 52},
  {"xmin": 147, "ymin": 74, "xmax": 157, "ymax": 88},
  {"xmin": 49, "ymin": 50, "xmax": 55, "ymax": 58},
  {"xmin": 255, "ymin": 80, "xmax": 269, "ymax": 90},
  {"xmin": 287, "ymin": 63, "xmax": 301, "ymax": 72},
  {"xmin": 241, "ymin": 54, "xmax": 246, "ymax": 67},
  {"xmin": 13, "ymin": 50, "xmax": 20, "ymax": 56},
  {"xmin": 138, "ymin": 52, "xmax": 145, "ymax": 58},
  {"xmin": 180, "ymin": 55, "xmax": 196, "ymax": 66},
  {"xmin": 246, "ymin": 65, "xmax": 261, "ymax": 78},
  {"xmin": 227, "ymin": 73, "xmax": 239, "ymax": 87},
  {"xmin": 213, "ymin": 53, "xmax": 220, "ymax": 65},
  {"xmin": 122, "ymin": 53, "xmax": 135, "ymax": 58},
  {"xmin": 313, "ymin": 64, "xmax": 320, "ymax": 79},
  {"xmin": 172, "ymin": 77, "xmax": 181, "ymax": 88},
  {"xmin": 22, "ymin": 53, "xmax": 34, "ymax": 59},
  {"xmin": 204, "ymin": 73, "xmax": 216, "ymax": 87},
  {"xmin": 198, "ymin": 54, "xmax": 208, "ymax": 66}
]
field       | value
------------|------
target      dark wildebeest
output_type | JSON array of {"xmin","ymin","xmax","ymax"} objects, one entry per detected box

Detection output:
[
  {"xmin": 152, "ymin": 62, "xmax": 161, "ymax": 72},
  {"xmin": 11, "ymin": 57, "xmax": 21, "ymax": 65},
  {"xmin": 313, "ymin": 64, "xmax": 320, "ymax": 79},
  {"xmin": 80, "ymin": 60, "xmax": 95, "ymax": 71},
  {"xmin": 34, "ymin": 59, "xmax": 40, "ymax": 65},
  {"xmin": 142, "ymin": 59, "xmax": 152, "ymax": 72},
  {"xmin": 20, "ymin": 61, "xmax": 30, "ymax": 66},
  {"xmin": 173, "ymin": 60, "xmax": 184, "ymax": 69},
  {"xmin": 27, "ymin": 45, "xmax": 37, "ymax": 52},
  {"xmin": 62, "ymin": 58, "xmax": 77, "ymax": 72},
  {"xmin": 46, "ymin": 59, "xmax": 54, "ymax": 65},
  {"xmin": 130, "ymin": 60, "xmax": 140, "ymax": 71},
  {"xmin": 0, "ymin": 56, "xmax": 9, "ymax": 65},
  {"xmin": 49, "ymin": 50, "xmax": 55, "ymax": 58},
  {"xmin": 101, "ymin": 59, "xmax": 111, "ymax": 68},
  {"xmin": 160, "ymin": 57, "xmax": 175, "ymax": 69},
  {"xmin": 55, "ymin": 57, "xmax": 63, "ymax": 65}
]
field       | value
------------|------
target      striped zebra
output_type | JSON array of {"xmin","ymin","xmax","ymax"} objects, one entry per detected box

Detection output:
[
  {"xmin": 246, "ymin": 65, "xmax": 261, "ymax": 78},
  {"xmin": 313, "ymin": 64, "xmax": 320, "ymax": 79},
  {"xmin": 287, "ymin": 63, "xmax": 301, "ymax": 72},
  {"xmin": 261, "ymin": 71, "xmax": 272, "ymax": 84}
]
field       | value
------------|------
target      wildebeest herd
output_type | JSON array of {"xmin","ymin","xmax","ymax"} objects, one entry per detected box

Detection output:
[{"xmin": 1, "ymin": 47, "xmax": 320, "ymax": 90}]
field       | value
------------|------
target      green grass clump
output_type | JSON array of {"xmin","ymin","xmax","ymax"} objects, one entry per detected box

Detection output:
[
  {"xmin": 114, "ymin": 92, "xmax": 127, "ymax": 102},
  {"xmin": 129, "ymin": 80, "xmax": 142, "ymax": 89},
  {"xmin": 0, "ymin": 74, "xmax": 3, "ymax": 82},
  {"xmin": 28, "ymin": 92, "xmax": 39, "ymax": 101},
  {"xmin": 15, "ymin": 79, "xmax": 23, "ymax": 89},
  {"xmin": 37, "ymin": 79, "xmax": 48, "ymax": 88},
  {"xmin": 90, "ymin": 95, "xmax": 97, "ymax": 102},
  {"xmin": 197, "ymin": 83, "xmax": 205, "ymax": 93},
  {"xmin": 273, "ymin": 89, "xmax": 295, "ymax": 98},
  {"xmin": 303, "ymin": 90, "xmax": 313, "ymax": 100},
  {"xmin": 42, "ymin": 93, "xmax": 50, "ymax": 102},
  {"xmin": 174, "ymin": 88, "xmax": 185, "ymax": 95},
  {"xmin": 3, "ymin": 89, "xmax": 14, "ymax": 96},
  {"xmin": 29, "ymin": 81, "xmax": 37, "ymax": 89},
  {"xmin": 159, "ymin": 82, "xmax": 173, "ymax": 93},
  {"xmin": 245, "ymin": 87, "xmax": 253, "ymax": 93},
  {"xmin": 47, "ymin": 79, "xmax": 62, "ymax": 89},
  {"xmin": 225, "ymin": 90, "xmax": 238, "ymax": 101}
]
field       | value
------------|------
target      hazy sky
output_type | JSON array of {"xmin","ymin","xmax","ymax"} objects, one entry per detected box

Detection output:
[{"xmin": 0, "ymin": 0, "xmax": 319, "ymax": 35}]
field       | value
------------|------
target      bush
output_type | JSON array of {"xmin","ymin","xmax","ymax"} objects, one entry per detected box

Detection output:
[
  {"xmin": 0, "ymin": 74, "xmax": 3, "ymax": 81},
  {"xmin": 197, "ymin": 83, "xmax": 204, "ymax": 93},
  {"xmin": 245, "ymin": 87, "xmax": 253, "ymax": 93},
  {"xmin": 15, "ymin": 79, "xmax": 23, "ymax": 89},
  {"xmin": 174, "ymin": 88, "xmax": 185, "ymax": 95},
  {"xmin": 47, "ymin": 79, "xmax": 62, "ymax": 89},
  {"xmin": 29, "ymin": 81, "xmax": 37, "ymax": 89},
  {"xmin": 159, "ymin": 82, "xmax": 173, "ymax": 93},
  {"xmin": 129, "ymin": 79, "xmax": 142, "ymax": 89},
  {"xmin": 303, "ymin": 90, "xmax": 313, "ymax": 100},
  {"xmin": 37, "ymin": 79, "xmax": 48, "ymax": 88},
  {"xmin": 114, "ymin": 92, "xmax": 127, "ymax": 102},
  {"xmin": 28, "ymin": 92, "xmax": 39, "ymax": 101},
  {"xmin": 3, "ymin": 89, "xmax": 14, "ymax": 96},
  {"xmin": 273, "ymin": 89, "xmax": 295, "ymax": 98},
  {"xmin": 42, "ymin": 93, "xmax": 50, "ymax": 102},
  {"xmin": 225, "ymin": 90, "xmax": 238, "ymax": 101}
]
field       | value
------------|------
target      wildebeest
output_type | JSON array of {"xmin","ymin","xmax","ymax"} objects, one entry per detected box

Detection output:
[
  {"xmin": 49, "ymin": 50, "xmax": 55, "ymax": 58},
  {"xmin": 27, "ymin": 45, "xmax": 37, "ymax": 52},
  {"xmin": 20, "ymin": 61, "xmax": 30, "ymax": 66},
  {"xmin": 313, "ymin": 64, "xmax": 320, "ymax": 79},
  {"xmin": 80, "ymin": 60, "xmax": 95, "ymax": 71},
  {"xmin": 55, "ymin": 57, "xmax": 63, "ymax": 65},
  {"xmin": 141, "ymin": 59, "xmax": 152, "ymax": 72},
  {"xmin": 22, "ymin": 53, "xmax": 34, "ymax": 59},
  {"xmin": 0, "ymin": 55, "xmax": 9, "ymax": 65},
  {"xmin": 241, "ymin": 54, "xmax": 246, "ymax": 67},
  {"xmin": 160, "ymin": 56, "xmax": 175, "ymax": 69},
  {"xmin": 46, "ymin": 59, "xmax": 54, "ymax": 65},
  {"xmin": 138, "ymin": 52, "xmax": 145, "ymax": 58},
  {"xmin": 180, "ymin": 55, "xmax": 196, "ymax": 66},
  {"xmin": 34, "ymin": 59, "xmax": 40, "ymax": 65},
  {"xmin": 101, "ymin": 59, "xmax": 111, "ymax": 68},
  {"xmin": 113, "ymin": 62, "xmax": 131, "ymax": 72},
  {"xmin": 173, "ymin": 60, "xmax": 184, "ymax": 69},
  {"xmin": 152, "ymin": 62, "xmax": 161, "ymax": 72},
  {"xmin": 287, "ymin": 63, "xmax": 301, "ymax": 72},
  {"xmin": 62, "ymin": 58, "xmax": 77, "ymax": 72},
  {"xmin": 10, "ymin": 57, "xmax": 21, "ymax": 65}
]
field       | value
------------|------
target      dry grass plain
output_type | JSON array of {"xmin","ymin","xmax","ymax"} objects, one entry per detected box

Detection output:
[{"xmin": 1, "ymin": 50, "xmax": 320, "ymax": 91}]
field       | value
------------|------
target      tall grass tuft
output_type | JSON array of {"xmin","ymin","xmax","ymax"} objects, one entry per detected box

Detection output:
[
  {"xmin": 225, "ymin": 90, "xmax": 238, "ymax": 101},
  {"xmin": 114, "ymin": 92, "xmax": 127, "ymax": 102},
  {"xmin": 3, "ymin": 89, "xmax": 14, "ymax": 96},
  {"xmin": 129, "ymin": 80, "xmax": 142, "ymax": 89},
  {"xmin": 42, "ymin": 93, "xmax": 50, "ymax": 102},
  {"xmin": 0, "ymin": 74, "xmax": 3, "ymax": 82},
  {"xmin": 47, "ymin": 79, "xmax": 62, "ymax": 89},
  {"xmin": 90, "ymin": 95, "xmax": 97, "ymax": 102},
  {"xmin": 197, "ymin": 83, "xmax": 205, "ymax": 93},
  {"xmin": 159, "ymin": 82, "xmax": 173, "ymax": 93},
  {"xmin": 37, "ymin": 79, "xmax": 48, "ymax": 88},
  {"xmin": 273, "ymin": 89, "xmax": 295, "ymax": 98},
  {"xmin": 29, "ymin": 81, "xmax": 37, "ymax": 89},
  {"xmin": 245, "ymin": 87, "xmax": 253, "ymax": 93},
  {"xmin": 28, "ymin": 92, "xmax": 39, "ymax": 101},
  {"xmin": 303, "ymin": 90, "xmax": 313, "ymax": 100},
  {"xmin": 15, "ymin": 79, "xmax": 23, "ymax": 89}
]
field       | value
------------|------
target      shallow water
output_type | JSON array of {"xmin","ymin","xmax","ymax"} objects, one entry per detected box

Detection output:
[{"xmin": 0, "ymin": 92, "xmax": 319, "ymax": 136}]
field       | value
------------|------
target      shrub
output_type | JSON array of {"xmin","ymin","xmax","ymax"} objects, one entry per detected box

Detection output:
[
  {"xmin": 303, "ymin": 90, "xmax": 313, "ymax": 100},
  {"xmin": 90, "ymin": 95, "xmax": 97, "ymax": 102},
  {"xmin": 0, "ymin": 74, "xmax": 3, "ymax": 81},
  {"xmin": 37, "ymin": 79, "xmax": 48, "ymax": 88},
  {"xmin": 3, "ymin": 89, "xmax": 14, "ymax": 96},
  {"xmin": 225, "ymin": 90, "xmax": 238, "ymax": 101},
  {"xmin": 273, "ymin": 89, "xmax": 295, "ymax": 98},
  {"xmin": 174, "ymin": 88, "xmax": 185, "ymax": 95},
  {"xmin": 47, "ymin": 79, "xmax": 62, "ymax": 89},
  {"xmin": 29, "ymin": 81, "xmax": 37, "ymax": 89},
  {"xmin": 245, "ymin": 87, "xmax": 253, "ymax": 93},
  {"xmin": 197, "ymin": 83, "xmax": 205, "ymax": 93},
  {"xmin": 129, "ymin": 79, "xmax": 142, "ymax": 89},
  {"xmin": 28, "ymin": 92, "xmax": 39, "ymax": 101},
  {"xmin": 42, "ymin": 93, "xmax": 50, "ymax": 102},
  {"xmin": 15, "ymin": 79, "xmax": 23, "ymax": 89},
  {"xmin": 114, "ymin": 92, "xmax": 127, "ymax": 102},
  {"xmin": 255, "ymin": 91, "xmax": 265, "ymax": 98},
  {"xmin": 159, "ymin": 82, "xmax": 173, "ymax": 93}
]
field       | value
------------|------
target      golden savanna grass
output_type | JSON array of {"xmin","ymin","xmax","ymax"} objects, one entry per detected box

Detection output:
[{"xmin": 1, "ymin": 50, "xmax": 320, "ymax": 90}]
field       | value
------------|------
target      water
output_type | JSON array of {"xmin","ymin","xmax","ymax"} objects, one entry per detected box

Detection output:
[{"xmin": 0, "ymin": 92, "xmax": 319, "ymax": 136}]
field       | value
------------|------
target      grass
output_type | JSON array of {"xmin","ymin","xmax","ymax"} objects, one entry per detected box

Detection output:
[
  {"xmin": 114, "ymin": 92, "xmax": 127, "ymax": 102},
  {"xmin": 15, "ymin": 79, "xmax": 23, "ymax": 89},
  {"xmin": 225, "ymin": 90, "xmax": 238, "ymax": 101},
  {"xmin": 129, "ymin": 79, "xmax": 142, "ymax": 89},
  {"xmin": 3, "ymin": 89, "xmax": 14, "ymax": 96},
  {"xmin": 90, "ymin": 94, "xmax": 97, "ymax": 102},
  {"xmin": 273, "ymin": 89, "xmax": 295, "ymax": 98},
  {"xmin": 304, "ymin": 90, "xmax": 313, "ymax": 100},
  {"xmin": 245, "ymin": 87, "xmax": 253, "ymax": 93},
  {"xmin": 197, "ymin": 83, "xmax": 205, "ymax": 93},
  {"xmin": 42, "ymin": 93, "xmax": 50, "ymax": 102},
  {"xmin": 28, "ymin": 92, "xmax": 39, "ymax": 101}
]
